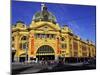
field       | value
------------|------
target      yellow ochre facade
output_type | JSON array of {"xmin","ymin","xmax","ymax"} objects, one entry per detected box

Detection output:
[{"xmin": 12, "ymin": 4, "xmax": 96, "ymax": 62}]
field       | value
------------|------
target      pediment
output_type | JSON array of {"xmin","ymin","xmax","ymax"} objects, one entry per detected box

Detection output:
[
  {"xmin": 34, "ymin": 24, "xmax": 60, "ymax": 31},
  {"xmin": 37, "ymin": 25, "xmax": 56, "ymax": 31},
  {"xmin": 30, "ymin": 22, "xmax": 61, "ymax": 31}
]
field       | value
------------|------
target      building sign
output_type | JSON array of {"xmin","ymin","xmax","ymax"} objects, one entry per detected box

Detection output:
[
  {"xmin": 57, "ymin": 37, "xmax": 61, "ymax": 54},
  {"xmin": 31, "ymin": 35, "xmax": 34, "ymax": 55}
]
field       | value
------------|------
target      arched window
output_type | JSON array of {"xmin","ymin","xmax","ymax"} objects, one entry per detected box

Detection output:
[
  {"xmin": 37, "ymin": 45, "xmax": 54, "ymax": 54},
  {"xmin": 12, "ymin": 43, "xmax": 14, "ymax": 47},
  {"xmin": 12, "ymin": 37, "xmax": 14, "ymax": 41},
  {"xmin": 20, "ymin": 42, "xmax": 28, "ymax": 50},
  {"xmin": 21, "ymin": 36, "xmax": 27, "ymax": 40},
  {"xmin": 73, "ymin": 42, "xmax": 78, "ymax": 51},
  {"xmin": 61, "ymin": 37, "xmax": 65, "ymax": 41},
  {"xmin": 20, "ymin": 36, "xmax": 28, "ymax": 50},
  {"xmin": 61, "ymin": 43, "xmax": 67, "ymax": 49}
]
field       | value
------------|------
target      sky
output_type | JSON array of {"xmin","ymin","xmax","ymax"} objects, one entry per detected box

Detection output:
[{"xmin": 11, "ymin": 0, "xmax": 96, "ymax": 44}]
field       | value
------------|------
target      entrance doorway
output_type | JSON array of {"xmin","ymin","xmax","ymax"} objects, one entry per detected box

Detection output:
[
  {"xmin": 12, "ymin": 51, "xmax": 16, "ymax": 62},
  {"xmin": 19, "ymin": 57, "xmax": 25, "ymax": 62},
  {"xmin": 36, "ymin": 55, "xmax": 55, "ymax": 60},
  {"xmin": 36, "ymin": 45, "xmax": 55, "ymax": 61},
  {"xmin": 19, "ymin": 54, "xmax": 28, "ymax": 62}
]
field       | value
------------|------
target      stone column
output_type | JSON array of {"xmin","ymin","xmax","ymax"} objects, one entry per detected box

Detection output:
[{"xmin": 15, "ymin": 32, "xmax": 20, "ymax": 62}]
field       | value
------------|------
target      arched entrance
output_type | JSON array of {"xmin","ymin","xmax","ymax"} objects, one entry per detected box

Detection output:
[
  {"xmin": 36, "ymin": 45, "xmax": 55, "ymax": 61},
  {"xmin": 19, "ymin": 54, "xmax": 28, "ymax": 62},
  {"xmin": 12, "ymin": 47, "xmax": 16, "ymax": 62},
  {"xmin": 12, "ymin": 51, "xmax": 16, "ymax": 62}
]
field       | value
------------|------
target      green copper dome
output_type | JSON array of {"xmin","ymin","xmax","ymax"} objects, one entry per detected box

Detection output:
[{"xmin": 32, "ymin": 4, "xmax": 57, "ymax": 23}]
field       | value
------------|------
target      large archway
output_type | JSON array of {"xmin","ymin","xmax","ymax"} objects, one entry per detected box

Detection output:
[{"xmin": 36, "ymin": 45, "xmax": 55, "ymax": 61}]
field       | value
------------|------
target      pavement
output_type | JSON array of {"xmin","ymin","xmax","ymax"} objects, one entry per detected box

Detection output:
[
  {"xmin": 38, "ymin": 63, "xmax": 96, "ymax": 73},
  {"xmin": 12, "ymin": 62, "xmax": 54, "ymax": 74},
  {"xmin": 12, "ymin": 62, "xmax": 96, "ymax": 75}
]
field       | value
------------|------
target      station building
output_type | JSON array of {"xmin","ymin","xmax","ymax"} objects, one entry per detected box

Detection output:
[{"xmin": 12, "ymin": 4, "xmax": 96, "ymax": 62}]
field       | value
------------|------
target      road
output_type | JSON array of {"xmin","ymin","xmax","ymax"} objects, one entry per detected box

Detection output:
[{"xmin": 12, "ymin": 62, "xmax": 96, "ymax": 75}]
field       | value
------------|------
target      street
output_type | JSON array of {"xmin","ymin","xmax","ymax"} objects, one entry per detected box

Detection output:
[{"xmin": 12, "ymin": 62, "xmax": 96, "ymax": 75}]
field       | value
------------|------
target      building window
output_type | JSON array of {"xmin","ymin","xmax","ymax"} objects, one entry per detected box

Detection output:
[
  {"xmin": 62, "ymin": 54, "xmax": 65, "ymax": 57},
  {"xmin": 61, "ymin": 37, "xmax": 65, "ymax": 41},
  {"xmin": 52, "ymin": 34, "xmax": 55, "ymax": 39},
  {"xmin": 69, "ymin": 44, "xmax": 71, "ymax": 50},
  {"xmin": 21, "ymin": 36, "xmax": 27, "ymax": 40},
  {"xmin": 47, "ymin": 34, "xmax": 49, "ymax": 38},
  {"xmin": 82, "ymin": 45, "xmax": 87, "ymax": 51},
  {"xmin": 37, "ymin": 45, "xmax": 54, "ymax": 54},
  {"xmin": 61, "ymin": 51, "xmax": 65, "ymax": 53},
  {"xmin": 20, "ymin": 43, "xmax": 28, "ymax": 50},
  {"xmin": 22, "ymin": 24, "xmax": 25, "ymax": 28},
  {"xmin": 49, "ymin": 34, "xmax": 52, "ymax": 39},
  {"xmin": 92, "ymin": 48, "xmax": 95, "ymax": 56},
  {"xmin": 80, "ymin": 45, "xmax": 81, "ymax": 48},
  {"xmin": 35, "ymin": 34, "xmax": 55, "ymax": 39},
  {"xmin": 74, "ymin": 52, "xmax": 78, "ymax": 57},
  {"xmin": 23, "ymin": 43, "xmax": 27, "ymax": 50},
  {"xmin": 35, "ymin": 34, "xmax": 38, "ymax": 39},
  {"xmin": 73, "ymin": 42, "xmax": 78, "ymax": 51},
  {"xmin": 43, "ymin": 34, "xmax": 47, "ymax": 38},
  {"xmin": 61, "ymin": 43, "xmax": 67, "ymax": 49},
  {"xmin": 12, "ymin": 43, "xmax": 14, "ymax": 47},
  {"xmin": 38, "ymin": 34, "xmax": 41, "ymax": 38},
  {"xmin": 82, "ymin": 52, "xmax": 87, "ymax": 56},
  {"xmin": 12, "ymin": 37, "xmax": 14, "ymax": 41}
]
